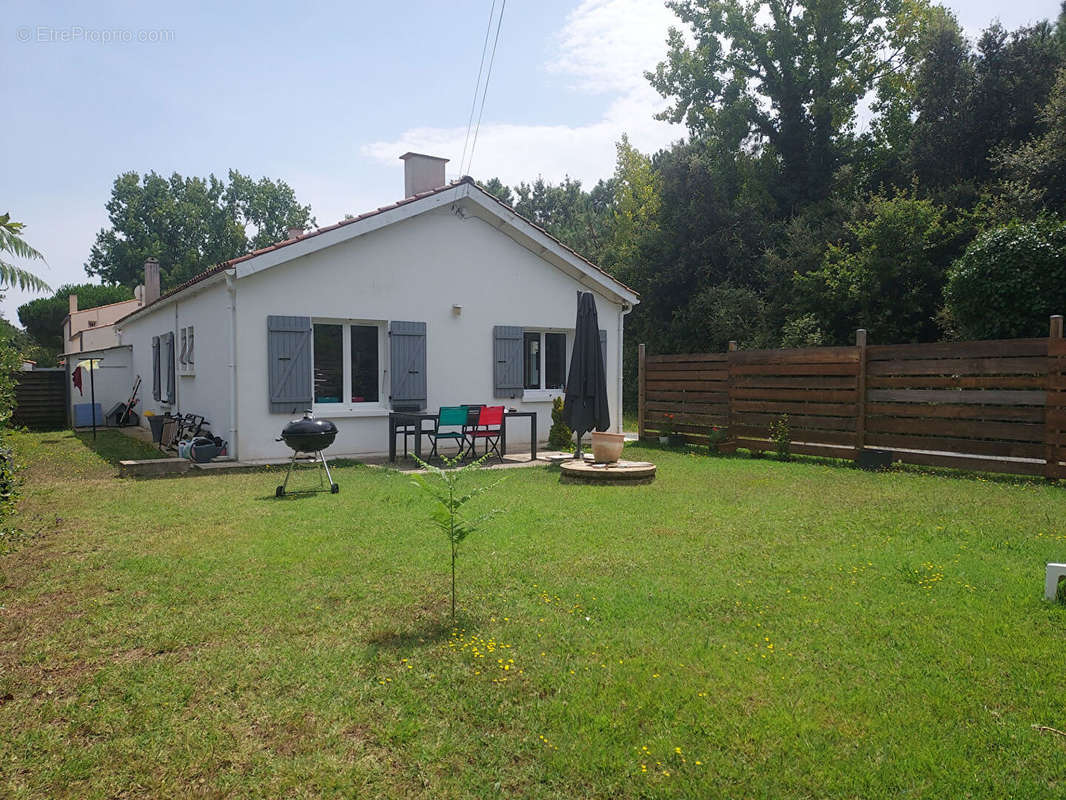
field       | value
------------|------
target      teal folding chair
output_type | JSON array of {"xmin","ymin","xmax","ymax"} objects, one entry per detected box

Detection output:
[{"xmin": 429, "ymin": 406, "xmax": 468, "ymax": 460}]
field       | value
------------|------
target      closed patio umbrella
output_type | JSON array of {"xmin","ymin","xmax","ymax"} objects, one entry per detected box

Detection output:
[{"xmin": 563, "ymin": 292, "xmax": 610, "ymax": 458}]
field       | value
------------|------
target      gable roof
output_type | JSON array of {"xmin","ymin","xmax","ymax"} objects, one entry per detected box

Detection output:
[{"xmin": 118, "ymin": 177, "xmax": 638, "ymax": 325}]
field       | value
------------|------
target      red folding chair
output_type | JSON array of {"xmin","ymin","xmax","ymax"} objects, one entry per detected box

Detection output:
[{"xmin": 467, "ymin": 405, "xmax": 504, "ymax": 460}]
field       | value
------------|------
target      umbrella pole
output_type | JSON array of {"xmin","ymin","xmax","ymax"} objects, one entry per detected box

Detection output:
[{"xmin": 90, "ymin": 361, "xmax": 97, "ymax": 440}]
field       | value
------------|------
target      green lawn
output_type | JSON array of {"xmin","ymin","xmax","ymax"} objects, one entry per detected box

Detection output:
[{"xmin": 2, "ymin": 431, "xmax": 1065, "ymax": 798}]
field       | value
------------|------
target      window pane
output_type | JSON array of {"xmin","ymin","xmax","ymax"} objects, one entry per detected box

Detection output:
[
  {"xmin": 350, "ymin": 325, "xmax": 379, "ymax": 403},
  {"xmin": 313, "ymin": 323, "xmax": 343, "ymax": 403},
  {"xmin": 524, "ymin": 332, "xmax": 540, "ymax": 389},
  {"xmin": 545, "ymin": 333, "xmax": 566, "ymax": 389}
]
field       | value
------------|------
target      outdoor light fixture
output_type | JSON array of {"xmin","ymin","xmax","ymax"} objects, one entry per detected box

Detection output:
[{"xmin": 452, "ymin": 304, "xmax": 463, "ymax": 316}]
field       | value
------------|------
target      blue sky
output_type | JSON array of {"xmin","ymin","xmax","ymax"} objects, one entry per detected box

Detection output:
[{"xmin": 3, "ymin": 0, "xmax": 1061, "ymax": 322}]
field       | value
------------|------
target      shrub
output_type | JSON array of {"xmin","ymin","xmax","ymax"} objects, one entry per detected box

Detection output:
[
  {"xmin": 769, "ymin": 414, "xmax": 791, "ymax": 461},
  {"xmin": 706, "ymin": 425, "xmax": 728, "ymax": 454},
  {"xmin": 547, "ymin": 396, "xmax": 573, "ymax": 451},
  {"xmin": 943, "ymin": 219, "xmax": 1066, "ymax": 340}
]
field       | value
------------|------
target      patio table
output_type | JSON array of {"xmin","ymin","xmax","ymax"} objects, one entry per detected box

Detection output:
[
  {"xmin": 388, "ymin": 411, "xmax": 438, "ymax": 462},
  {"xmin": 388, "ymin": 409, "xmax": 538, "ymax": 463}
]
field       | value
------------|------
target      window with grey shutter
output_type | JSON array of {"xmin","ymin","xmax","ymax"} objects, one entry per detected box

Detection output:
[
  {"xmin": 152, "ymin": 336, "xmax": 161, "ymax": 400},
  {"xmin": 599, "ymin": 329, "xmax": 607, "ymax": 372},
  {"xmin": 493, "ymin": 325, "xmax": 523, "ymax": 398},
  {"xmin": 162, "ymin": 332, "xmax": 176, "ymax": 404},
  {"xmin": 267, "ymin": 315, "xmax": 313, "ymax": 413},
  {"xmin": 389, "ymin": 321, "xmax": 427, "ymax": 408}
]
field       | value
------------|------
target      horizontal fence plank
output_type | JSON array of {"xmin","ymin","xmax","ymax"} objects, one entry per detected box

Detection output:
[
  {"xmin": 646, "ymin": 353, "xmax": 727, "ymax": 364},
  {"xmin": 646, "ymin": 361, "xmax": 728, "ymax": 373},
  {"xmin": 646, "ymin": 379, "xmax": 728, "ymax": 392},
  {"xmin": 865, "ymin": 402, "xmax": 1044, "ymax": 423},
  {"xmin": 867, "ymin": 338, "xmax": 1048, "ymax": 361},
  {"xmin": 733, "ymin": 412, "xmax": 857, "ymax": 432},
  {"xmin": 867, "ymin": 389, "xmax": 1046, "ymax": 406},
  {"xmin": 868, "ymin": 374, "xmax": 1047, "ymax": 390},
  {"xmin": 867, "ymin": 357, "xmax": 1047, "ymax": 377},
  {"xmin": 865, "ymin": 416, "xmax": 1044, "ymax": 442},
  {"xmin": 644, "ymin": 369, "xmax": 729, "ymax": 381},
  {"xmin": 891, "ymin": 450, "xmax": 1044, "ymax": 476},
  {"xmin": 729, "ymin": 387, "xmax": 858, "ymax": 403},
  {"xmin": 646, "ymin": 390, "xmax": 728, "ymax": 403},
  {"xmin": 646, "ymin": 402, "xmax": 728, "ymax": 417},
  {"xmin": 729, "ymin": 362, "xmax": 859, "ymax": 377},
  {"xmin": 866, "ymin": 432, "xmax": 1044, "ymax": 459},
  {"xmin": 733, "ymin": 426, "xmax": 857, "ymax": 447},
  {"xmin": 732, "ymin": 400, "xmax": 857, "ymax": 417},
  {"xmin": 732, "ymin": 374, "xmax": 857, "ymax": 389},
  {"xmin": 729, "ymin": 347, "xmax": 859, "ymax": 365}
]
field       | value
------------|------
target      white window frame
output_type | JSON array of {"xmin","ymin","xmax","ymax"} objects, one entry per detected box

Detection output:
[
  {"xmin": 311, "ymin": 317, "xmax": 388, "ymax": 416},
  {"xmin": 521, "ymin": 328, "xmax": 569, "ymax": 403}
]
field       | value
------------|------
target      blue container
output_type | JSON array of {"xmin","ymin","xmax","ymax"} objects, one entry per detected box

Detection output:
[{"xmin": 73, "ymin": 403, "xmax": 103, "ymax": 427}]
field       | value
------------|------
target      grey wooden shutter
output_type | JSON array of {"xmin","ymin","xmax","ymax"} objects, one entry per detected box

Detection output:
[
  {"xmin": 152, "ymin": 336, "xmax": 161, "ymax": 400},
  {"xmin": 599, "ymin": 329, "xmax": 607, "ymax": 372},
  {"xmin": 493, "ymin": 325, "xmax": 523, "ymax": 398},
  {"xmin": 389, "ymin": 321, "xmax": 427, "ymax": 407},
  {"xmin": 267, "ymin": 315, "xmax": 313, "ymax": 413},
  {"xmin": 163, "ymin": 332, "xmax": 176, "ymax": 404}
]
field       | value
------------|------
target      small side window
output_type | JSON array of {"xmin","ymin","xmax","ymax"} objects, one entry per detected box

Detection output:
[
  {"xmin": 179, "ymin": 329, "xmax": 187, "ymax": 365},
  {"xmin": 187, "ymin": 327, "xmax": 194, "ymax": 364}
]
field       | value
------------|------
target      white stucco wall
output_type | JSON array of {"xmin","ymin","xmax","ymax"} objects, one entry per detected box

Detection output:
[
  {"xmin": 233, "ymin": 202, "xmax": 626, "ymax": 461},
  {"xmin": 118, "ymin": 280, "xmax": 233, "ymax": 446},
  {"xmin": 67, "ymin": 345, "xmax": 132, "ymax": 425}
]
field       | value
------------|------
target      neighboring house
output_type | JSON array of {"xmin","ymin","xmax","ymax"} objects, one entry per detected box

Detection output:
[
  {"xmin": 114, "ymin": 153, "xmax": 639, "ymax": 461},
  {"xmin": 64, "ymin": 291, "xmax": 145, "ymax": 354}
]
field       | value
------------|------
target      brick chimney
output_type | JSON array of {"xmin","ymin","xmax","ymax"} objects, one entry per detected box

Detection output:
[
  {"xmin": 68, "ymin": 294, "xmax": 78, "ymax": 314},
  {"xmin": 399, "ymin": 152, "xmax": 448, "ymax": 197},
  {"xmin": 286, "ymin": 226, "xmax": 304, "ymax": 240},
  {"xmin": 144, "ymin": 258, "xmax": 161, "ymax": 305}
]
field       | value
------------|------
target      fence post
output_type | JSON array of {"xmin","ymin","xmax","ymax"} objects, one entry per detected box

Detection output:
[
  {"xmin": 1047, "ymin": 316, "xmax": 1064, "ymax": 478},
  {"xmin": 855, "ymin": 329, "xmax": 868, "ymax": 458},
  {"xmin": 638, "ymin": 343, "xmax": 647, "ymax": 441},
  {"xmin": 726, "ymin": 341, "xmax": 738, "ymax": 450}
]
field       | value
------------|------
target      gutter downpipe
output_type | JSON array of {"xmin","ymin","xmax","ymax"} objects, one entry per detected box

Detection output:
[
  {"xmin": 618, "ymin": 302, "xmax": 632, "ymax": 434},
  {"xmin": 226, "ymin": 273, "xmax": 239, "ymax": 459}
]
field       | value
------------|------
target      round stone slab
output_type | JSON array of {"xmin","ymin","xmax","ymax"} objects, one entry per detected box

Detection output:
[{"xmin": 559, "ymin": 459, "xmax": 657, "ymax": 485}]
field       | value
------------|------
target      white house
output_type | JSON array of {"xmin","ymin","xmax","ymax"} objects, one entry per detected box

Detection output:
[{"xmin": 113, "ymin": 154, "xmax": 639, "ymax": 462}]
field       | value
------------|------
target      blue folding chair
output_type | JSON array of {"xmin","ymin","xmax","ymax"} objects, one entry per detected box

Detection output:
[{"xmin": 429, "ymin": 406, "xmax": 469, "ymax": 460}]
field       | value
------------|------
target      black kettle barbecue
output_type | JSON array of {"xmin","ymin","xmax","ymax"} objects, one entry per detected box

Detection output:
[{"xmin": 275, "ymin": 411, "xmax": 340, "ymax": 497}]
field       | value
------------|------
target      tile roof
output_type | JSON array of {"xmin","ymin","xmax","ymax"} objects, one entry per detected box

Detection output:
[{"xmin": 119, "ymin": 176, "xmax": 636, "ymax": 323}]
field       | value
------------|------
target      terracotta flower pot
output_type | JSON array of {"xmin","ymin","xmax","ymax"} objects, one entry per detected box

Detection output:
[{"xmin": 591, "ymin": 431, "xmax": 626, "ymax": 463}]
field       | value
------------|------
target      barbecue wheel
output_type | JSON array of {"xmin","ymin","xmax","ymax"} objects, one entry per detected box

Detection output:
[
  {"xmin": 330, "ymin": 483, "xmax": 340, "ymax": 494},
  {"xmin": 275, "ymin": 486, "xmax": 285, "ymax": 498}
]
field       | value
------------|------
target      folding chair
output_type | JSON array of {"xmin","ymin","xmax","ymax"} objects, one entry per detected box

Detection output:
[
  {"xmin": 467, "ymin": 405, "xmax": 504, "ymax": 460},
  {"xmin": 429, "ymin": 406, "xmax": 469, "ymax": 460}
]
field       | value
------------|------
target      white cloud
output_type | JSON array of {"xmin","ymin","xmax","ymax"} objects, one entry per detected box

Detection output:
[{"xmin": 361, "ymin": 0, "xmax": 684, "ymax": 188}]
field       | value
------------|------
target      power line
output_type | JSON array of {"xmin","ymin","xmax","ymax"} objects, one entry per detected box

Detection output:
[
  {"xmin": 459, "ymin": 0, "xmax": 498, "ymax": 177},
  {"xmin": 464, "ymin": 0, "xmax": 506, "ymax": 177}
]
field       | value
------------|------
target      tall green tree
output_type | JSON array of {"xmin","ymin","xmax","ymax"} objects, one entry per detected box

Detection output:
[
  {"xmin": 792, "ymin": 191, "xmax": 967, "ymax": 344},
  {"xmin": 648, "ymin": 0, "xmax": 907, "ymax": 206},
  {"xmin": 85, "ymin": 170, "xmax": 314, "ymax": 289},
  {"xmin": 996, "ymin": 68, "xmax": 1066, "ymax": 216}
]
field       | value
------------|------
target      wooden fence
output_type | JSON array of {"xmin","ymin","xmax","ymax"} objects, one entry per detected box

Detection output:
[
  {"xmin": 12, "ymin": 369, "xmax": 69, "ymax": 430},
  {"xmin": 638, "ymin": 316, "xmax": 1066, "ymax": 478}
]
